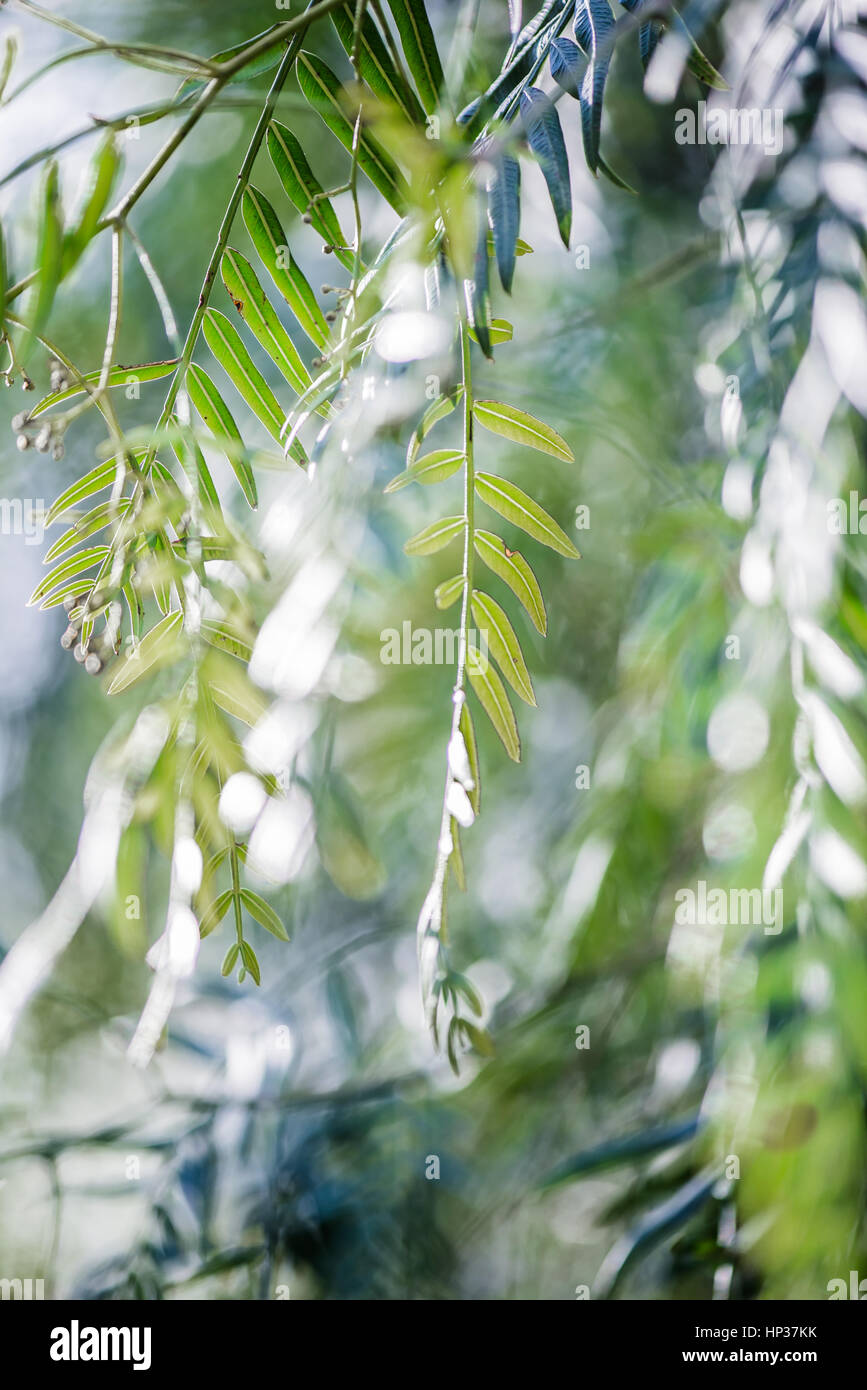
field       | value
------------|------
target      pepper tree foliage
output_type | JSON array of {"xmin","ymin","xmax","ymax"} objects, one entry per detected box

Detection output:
[
  {"xmin": 0, "ymin": 0, "xmax": 725, "ymax": 1065},
  {"xmin": 1, "ymin": 0, "xmax": 867, "ymax": 1300}
]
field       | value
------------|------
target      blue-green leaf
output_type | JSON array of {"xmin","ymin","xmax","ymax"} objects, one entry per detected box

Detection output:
[
  {"xmin": 519, "ymin": 87, "xmax": 571, "ymax": 246},
  {"xmin": 486, "ymin": 152, "xmax": 521, "ymax": 294},
  {"xmin": 574, "ymin": 0, "xmax": 615, "ymax": 174}
]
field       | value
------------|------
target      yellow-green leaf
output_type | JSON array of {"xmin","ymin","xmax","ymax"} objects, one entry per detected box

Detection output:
[
  {"xmin": 385, "ymin": 449, "xmax": 463, "ymax": 492},
  {"xmin": 467, "ymin": 642, "xmax": 520, "ymax": 762},
  {"xmin": 107, "ymin": 610, "xmax": 185, "ymax": 695},
  {"xmin": 475, "ymin": 473, "xmax": 580, "ymax": 558},
  {"xmin": 474, "ymin": 528, "xmax": 547, "ymax": 634},
  {"xmin": 187, "ymin": 360, "xmax": 258, "ymax": 507},
  {"xmin": 473, "ymin": 399, "xmax": 573, "ymax": 461},
  {"xmin": 471, "ymin": 589, "xmax": 536, "ymax": 705},
  {"xmin": 403, "ymin": 515, "xmax": 463, "ymax": 555}
]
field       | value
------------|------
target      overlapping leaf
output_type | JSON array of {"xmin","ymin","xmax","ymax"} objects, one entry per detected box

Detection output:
[
  {"xmin": 519, "ymin": 87, "xmax": 571, "ymax": 245},
  {"xmin": 297, "ymin": 52, "xmax": 409, "ymax": 212},
  {"xmin": 467, "ymin": 642, "xmax": 520, "ymax": 762}
]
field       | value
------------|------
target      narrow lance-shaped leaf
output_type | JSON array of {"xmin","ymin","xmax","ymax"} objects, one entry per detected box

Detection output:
[
  {"xmin": 473, "ymin": 398, "xmax": 574, "ymax": 461},
  {"xmin": 242, "ymin": 187, "xmax": 329, "ymax": 350},
  {"xmin": 474, "ymin": 529, "xmax": 547, "ymax": 635},
  {"xmin": 0, "ymin": 218, "xmax": 6, "ymax": 317},
  {"xmin": 486, "ymin": 151, "xmax": 521, "ymax": 294},
  {"xmin": 28, "ymin": 545, "xmax": 109, "ymax": 606},
  {"xmin": 171, "ymin": 430, "xmax": 222, "ymax": 521},
  {"xmin": 43, "ymin": 499, "xmax": 129, "ymax": 563},
  {"xmin": 240, "ymin": 940, "xmax": 261, "ymax": 986},
  {"xmin": 435, "ymin": 574, "xmax": 464, "ymax": 609},
  {"xmin": 331, "ymin": 3, "xmax": 423, "ymax": 123},
  {"xmin": 0, "ymin": 32, "xmax": 17, "ymax": 103},
  {"xmin": 297, "ymin": 52, "xmax": 409, "ymax": 213},
  {"xmin": 549, "ymin": 38, "xmax": 635, "ymax": 190},
  {"xmin": 21, "ymin": 160, "xmax": 63, "ymax": 367},
  {"xmin": 266, "ymin": 123, "xmax": 353, "ymax": 271},
  {"xmin": 63, "ymin": 133, "xmax": 121, "ymax": 273},
  {"xmin": 31, "ymin": 359, "xmax": 178, "ymax": 417},
  {"xmin": 385, "ymin": 449, "xmax": 464, "ymax": 492},
  {"xmin": 467, "ymin": 642, "xmax": 521, "ymax": 762},
  {"xmin": 403, "ymin": 515, "xmax": 464, "ymax": 555},
  {"xmin": 203, "ymin": 309, "xmax": 304, "ymax": 466},
  {"xmin": 406, "ymin": 389, "xmax": 459, "ymax": 466},
  {"xmin": 187, "ymin": 361, "xmax": 258, "ymax": 508},
  {"xmin": 386, "ymin": 0, "xmax": 445, "ymax": 114},
  {"xmin": 107, "ymin": 609, "xmax": 186, "ymax": 695},
  {"xmin": 573, "ymin": 0, "xmax": 616, "ymax": 173},
  {"xmin": 519, "ymin": 87, "xmax": 571, "ymax": 246},
  {"xmin": 240, "ymin": 888, "xmax": 291, "ymax": 942},
  {"xmin": 475, "ymin": 472, "xmax": 581, "ymax": 558},
  {"xmin": 221, "ymin": 247, "xmax": 312, "ymax": 398},
  {"xmin": 45, "ymin": 456, "xmax": 120, "ymax": 525},
  {"xmin": 460, "ymin": 701, "xmax": 481, "ymax": 814},
  {"xmin": 469, "ymin": 198, "xmax": 493, "ymax": 360},
  {"xmin": 471, "ymin": 589, "xmax": 536, "ymax": 704}
]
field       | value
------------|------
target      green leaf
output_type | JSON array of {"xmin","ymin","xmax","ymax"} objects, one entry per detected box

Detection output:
[
  {"xmin": 267, "ymin": 122, "xmax": 353, "ymax": 271},
  {"xmin": 406, "ymin": 389, "xmax": 459, "ymax": 466},
  {"xmin": 107, "ymin": 610, "xmax": 185, "ymax": 695},
  {"xmin": 386, "ymin": 0, "xmax": 445, "ymax": 114},
  {"xmin": 242, "ymin": 187, "xmax": 329, "ymax": 350},
  {"xmin": 45, "ymin": 457, "xmax": 122, "ymax": 525},
  {"xmin": 676, "ymin": 13, "xmax": 728, "ymax": 90},
  {"xmin": 200, "ymin": 890, "xmax": 234, "ymax": 939},
  {"xmin": 473, "ymin": 399, "xmax": 573, "ymax": 461},
  {"xmin": 469, "ymin": 318, "xmax": 512, "ymax": 348},
  {"xmin": 486, "ymin": 152, "xmax": 521, "ymax": 293},
  {"xmin": 0, "ymin": 217, "xmax": 7, "ymax": 317},
  {"xmin": 187, "ymin": 361, "xmax": 258, "ymax": 507},
  {"xmin": 471, "ymin": 589, "xmax": 536, "ymax": 705},
  {"xmin": 385, "ymin": 448, "xmax": 463, "ymax": 492},
  {"xmin": 461, "ymin": 1019, "xmax": 496, "ymax": 1057},
  {"xmin": 469, "ymin": 200, "xmax": 493, "ymax": 360},
  {"xmin": 202, "ymin": 308, "xmax": 289, "ymax": 452},
  {"xmin": 63, "ymin": 133, "xmax": 121, "ymax": 272},
  {"xmin": 43, "ymin": 499, "xmax": 128, "ymax": 563},
  {"xmin": 241, "ymin": 888, "xmax": 291, "ymax": 942},
  {"xmin": 460, "ymin": 700, "xmax": 481, "ymax": 814},
  {"xmin": 434, "ymin": 574, "xmax": 464, "ymax": 610},
  {"xmin": 597, "ymin": 154, "xmax": 637, "ymax": 194},
  {"xmin": 0, "ymin": 32, "xmax": 17, "ymax": 104},
  {"xmin": 27, "ymin": 545, "xmax": 109, "ymax": 606},
  {"xmin": 475, "ymin": 473, "xmax": 580, "ymax": 558},
  {"xmin": 30, "ymin": 359, "xmax": 178, "ymax": 417},
  {"xmin": 467, "ymin": 642, "xmax": 520, "ymax": 762},
  {"xmin": 221, "ymin": 942, "xmax": 240, "ymax": 976},
  {"xmin": 240, "ymin": 940, "xmax": 261, "ymax": 986},
  {"xmin": 474, "ymin": 528, "xmax": 547, "ymax": 635},
  {"xmin": 201, "ymin": 621, "xmax": 253, "ymax": 663},
  {"xmin": 297, "ymin": 52, "xmax": 409, "ymax": 213},
  {"xmin": 403, "ymin": 515, "xmax": 464, "ymax": 555},
  {"xmin": 21, "ymin": 160, "xmax": 63, "ymax": 366},
  {"xmin": 520, "ymin": 87, "xmax": 571, "ymax": 246},
  {"xmin": 171, "ymin": 430, "xmax": 222, "ymax": 520},
  {"xmin": 221, "ymin": 248, "xmax": 312, "ymax": 398},
  {"xmin": 331, "ymin": 2, "xmax": 423, "ymax": 122}
]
